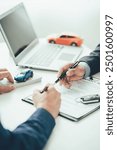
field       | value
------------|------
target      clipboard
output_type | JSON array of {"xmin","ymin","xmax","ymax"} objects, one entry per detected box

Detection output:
[{"xmin": 22, "ymin": 79, "xmax": 100, "ymax": 122}]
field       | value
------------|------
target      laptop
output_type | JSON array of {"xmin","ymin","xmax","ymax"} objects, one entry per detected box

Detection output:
[{"xmin": 0, "ymin": 3, "xmax": 83, "ymax": 71}]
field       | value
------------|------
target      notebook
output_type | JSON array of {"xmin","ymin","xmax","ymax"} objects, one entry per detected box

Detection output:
[
  {"xmin": 0, "ymin": 3, "xmax": 83, "ymax": 71},
  {"xmin": 22, "ymin": 79, "xmax": 100, "ymax": 121}
]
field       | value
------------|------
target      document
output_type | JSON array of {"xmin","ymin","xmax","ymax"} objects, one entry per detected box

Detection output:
[
  {"xmin": 54, "ymin": 79, "xmax": 100, "ymax": 121},
  {"xmin": 22, "ymin": 79, "xmax": 100, "ymax": 121}
]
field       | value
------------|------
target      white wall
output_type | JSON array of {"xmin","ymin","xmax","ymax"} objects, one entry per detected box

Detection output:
[{"xmin": 0, "ymin": 0, "xmax": 100, "ymax": 49}]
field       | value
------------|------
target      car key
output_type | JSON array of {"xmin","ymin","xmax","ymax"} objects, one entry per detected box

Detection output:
[{"xmin": 80, "ymin": 94, "xmax": 100, "ymax": 104}]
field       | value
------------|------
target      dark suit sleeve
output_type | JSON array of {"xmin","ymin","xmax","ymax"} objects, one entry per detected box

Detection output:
[
  {"xmin": 79, "ymin": 44, "xmax": 100, "ymax": 76},
  {"xmin": 0, "ymin": 108, "xmax": 55, "ymax": 150}
]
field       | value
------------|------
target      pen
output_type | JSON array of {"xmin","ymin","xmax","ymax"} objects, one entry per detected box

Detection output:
[
  {"xmin": 54, "ymin": 61, "xmax": 79, "ymax": 84},
  {"xmin": 40, "ymin": 86, "xmax": 48, "ymax": 93},
  {"xmin": 41, "ymin": 61, "xmax": 79, "ymax": 93}
]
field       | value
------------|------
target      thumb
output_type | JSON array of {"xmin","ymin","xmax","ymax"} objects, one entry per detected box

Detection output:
[{"xmin": 67, "ymin": 68, "xmax": 77, "ymax": 77}]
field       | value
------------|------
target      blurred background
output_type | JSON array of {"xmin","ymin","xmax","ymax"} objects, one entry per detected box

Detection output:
[{"xmin": 0, "ymin": 0, "xmax": 100, "ymax": 49}]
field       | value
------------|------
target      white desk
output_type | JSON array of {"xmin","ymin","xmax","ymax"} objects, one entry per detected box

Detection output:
[{"xmin": 0, "ymin": 42, "xmax": 100, "ymax": 150}]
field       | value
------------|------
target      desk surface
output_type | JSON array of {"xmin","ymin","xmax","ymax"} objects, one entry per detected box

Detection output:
[{"xmin": 0, "ymin": 42, "xmax": 100, "ymax": 150}]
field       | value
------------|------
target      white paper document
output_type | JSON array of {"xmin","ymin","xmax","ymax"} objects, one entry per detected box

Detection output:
[
  {"xmin": 22, "ymin": 79, "xmax": 100, "ymax": 121},
  {"xmin": 55, "ymin": 79, "xmax": 100, "ymax": 121}
]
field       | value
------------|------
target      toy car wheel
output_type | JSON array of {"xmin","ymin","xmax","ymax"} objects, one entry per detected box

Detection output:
[
  {"xmin": 30, "ymin": 72, "xmax": 33, "ymax": 77},
  {"xmin": 71, "ymin": 42, "xmax": 77, "ymax": 47},
  {"xmin": 31, "ymin": 73, "xmax": 33, "ymax": 77},
  {"xmin": 49, "ymin": 40, "xmax": 55, "ymax": 44},
  {"xmin": 23, "ymin": 78, "xmax": 27, "ymax": 82}
]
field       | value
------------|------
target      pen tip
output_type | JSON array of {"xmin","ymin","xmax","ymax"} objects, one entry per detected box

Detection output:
[{"xmin": 55, "ymin": 78, "xmax": 59, "ymax": 84}]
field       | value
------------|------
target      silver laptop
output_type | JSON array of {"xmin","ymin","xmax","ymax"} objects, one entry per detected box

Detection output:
[{"xmin": 0, "ymin": 3, "xmax": 83, "ymax": 71}]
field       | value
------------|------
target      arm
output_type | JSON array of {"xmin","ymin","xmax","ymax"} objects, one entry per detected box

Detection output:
[
  {"xmin": 0, "ymin": 85, "xmax": 61, "ymax": 150},
  {"xmin": 79, "ymin": 44, "xmax": 100, "ymax": 76},
  {"xmin": 58, "ymin": 44, "xmax": 100, "ymax": 88},
  {"xmin": 0, "ymin": 108, "xmax": 55, "ymax": 150}
]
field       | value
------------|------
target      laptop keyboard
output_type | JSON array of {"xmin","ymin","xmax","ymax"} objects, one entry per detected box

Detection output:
[{"xmin": 27, "ymin": 44, "xmax": 63, "ymax": 67}]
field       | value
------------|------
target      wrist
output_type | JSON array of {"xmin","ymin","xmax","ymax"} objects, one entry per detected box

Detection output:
[
  {"xmin": 78, "ymin": 62, "xmax": 91, "ymax": 78},
  {"xmin": 36, "ymin": 104, "xmax": 57, "ymax": 119}
]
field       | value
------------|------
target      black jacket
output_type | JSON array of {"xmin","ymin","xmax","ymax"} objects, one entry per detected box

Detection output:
[
  {"xmin": 0, "ymin": 108, "xmax": 55, "ymax": 150},
  {"xmin": 79, "ymin": 44, "xmax": 100, "ymax": 76}
]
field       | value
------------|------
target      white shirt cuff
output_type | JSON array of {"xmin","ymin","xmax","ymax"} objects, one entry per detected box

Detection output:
[{"xmin": 79, "ymin": 62, "xmax": 91, "ymax": 78}]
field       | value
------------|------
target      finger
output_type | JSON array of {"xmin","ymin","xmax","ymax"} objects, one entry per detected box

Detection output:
[
  {"xmin": 67, "ymin": 68, "xmax": 78, "ymax": 77},
  {"xmin": 0, "ymin": 85, "xmax": 15, "ymax": 93},
  {"xmin": 59, "ymin": 80, "xmax": 62, "ymax": 86},
  {"xmin": 0, "ymin": 71, "xmax": 14, "ymax": 83},
  {"xmin": 57, "ymin": 63, "xmax": 73, "ymax": 77},
  {"xmin": 0, "ymin": 68, "xmax": 8, "ymax": 72},
  {"xmin": 46, "ymin": 84, "xmax": 55, "ymax": 90},
  {"xmin": 45, "ymin": 83, "xmax": 52, "ymax": 89},
  {"xmin": 59, "ymin": 76, "xmax": 70, "ymax": 86},
  {"xmin": 69, "ymin": 75, "xmax": 84, "ymax": 81},
  {"xmin": 67, "ymin": 66, "xmax": 85, "ymax": 77},
  {"xmin": 59, "ymin": 78, "xmax": 71, "ymax": 88},
  {"xmin": 63, "ymin": 81, "xmax": 71, "ymax": 88},
  {"xmin": 64, "ymin": 77, "xmax": 70, "ymax": 84},
  {"xmin": 59, "ymin": 78, "xmax": 67, "ymax": 86},
  {"xmin": 40, "ymin": 84, "xmax": 53, "ymax": 93}
]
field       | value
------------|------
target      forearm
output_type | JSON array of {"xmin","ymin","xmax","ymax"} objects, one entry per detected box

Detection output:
[{"xmin": 0, "ymin": 108, "xmax": 55, "ymax": 150}]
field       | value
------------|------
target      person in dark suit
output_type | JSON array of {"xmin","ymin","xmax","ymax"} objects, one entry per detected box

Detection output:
[
  {"xmin": 58, "ymin": 44, "xmax": 100, "ymax": 88},
  {"xmin": 0, "ymin": 69, "xmax": 61, "ymax": 150}
]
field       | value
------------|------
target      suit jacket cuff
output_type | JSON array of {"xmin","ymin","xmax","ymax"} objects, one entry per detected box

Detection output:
[
  {"xmin": 29, "ymin": 108, "xmax": 55, "ymax": 135},
  {"xmin": 79, "ymin": 62, "xmax": 91, "ymax": 78}
]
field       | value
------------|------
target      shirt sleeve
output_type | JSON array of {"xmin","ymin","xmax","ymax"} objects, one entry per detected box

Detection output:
[
  {"xmin": 0, "ymin": 108, "xmax": 55, "ymax": 150},
  {"xmin": 78, "ymin": 61, "xmax": 91, "ymax": 78}
]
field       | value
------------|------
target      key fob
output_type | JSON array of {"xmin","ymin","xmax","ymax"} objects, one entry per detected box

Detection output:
[{"xmin": 80, "ymin": 94, "xmax": 100, "ymax": 104}]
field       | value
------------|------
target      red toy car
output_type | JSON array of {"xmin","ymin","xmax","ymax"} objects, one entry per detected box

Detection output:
[{"xmin": 48, "ymin": 34, "xmax": 83, "ymax": 47}]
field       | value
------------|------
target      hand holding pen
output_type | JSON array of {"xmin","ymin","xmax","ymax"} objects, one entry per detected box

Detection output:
[
  {"xmin": 57, "ymin": 62, "xmax": 85, "ymax": 88},
  {"xmin": 41, "ymin": 61, "xmax": 85, "ymax": 93},
  {"xmin": 33, "ymin": 84, "xmax": 61, "ymax": 118}
]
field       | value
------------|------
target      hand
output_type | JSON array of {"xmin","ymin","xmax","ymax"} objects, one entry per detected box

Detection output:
[
  {"xmin": 58, "ymin": 63, "xmax": 85, "ymax": 88},
  {"xmin": 0, "ymin": 69, "xmax": 15, "ymax": 94},
  {"xmin": 33, "ymin": 84, "xmax": 61, "ymax": 119}
]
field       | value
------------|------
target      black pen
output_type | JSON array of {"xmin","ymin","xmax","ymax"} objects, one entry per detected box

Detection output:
[
  {"xmin": 54, "ymin": 61, "xmax": 79, "ymax": 84},
  {"xmin": 41, "ymin": 61, "xmax": 79, "ymax": 93},
  {"xmin": 40, "ymin": 86, "xmax": 48, "ymax": 93}
]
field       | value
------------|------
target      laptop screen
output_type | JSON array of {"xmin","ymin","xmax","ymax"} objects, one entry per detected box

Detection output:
[{"xmin": 0, "ymin": 4, "xmax": 37, "ymax": 57}]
